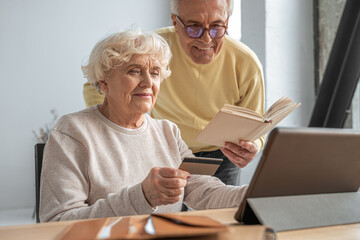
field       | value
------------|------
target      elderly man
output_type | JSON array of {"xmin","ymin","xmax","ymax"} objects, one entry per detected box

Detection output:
[{"xmin": 83, "ymin": 0, "xmax": 265, "ymax": 186}]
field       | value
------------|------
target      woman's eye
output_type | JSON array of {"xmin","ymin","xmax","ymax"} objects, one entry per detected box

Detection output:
[
  {"xmin": 129, "ymin": 69, "xmax": 140, "ymax": 74},
  {"xmin": 151, "ymin": 72, "xmax": 159, "ymax": 77}
]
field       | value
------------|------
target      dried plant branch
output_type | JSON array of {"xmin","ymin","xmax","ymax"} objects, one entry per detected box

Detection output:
[{"xmin": 33, "ymin": 108, "xmax": 59, "ymax": 143}]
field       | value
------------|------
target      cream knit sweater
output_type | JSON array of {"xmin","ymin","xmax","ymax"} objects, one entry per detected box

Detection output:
[{"xmin": 40, "ymin": 106, "xmax": 247, "ymax": 222}]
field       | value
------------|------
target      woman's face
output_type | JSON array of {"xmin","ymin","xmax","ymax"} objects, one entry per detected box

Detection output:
[{"xmin": 100, "ymin": 54, "xmax": 161, "ymax": 115}]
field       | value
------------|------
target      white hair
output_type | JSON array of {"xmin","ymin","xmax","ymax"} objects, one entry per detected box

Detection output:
[
  {"xmin": 82, "ymin": 29, "xmax": 172, "ymax": 93},
  {"xmin": 170, "ymin": 0, "xmax": 234, "ymax": 17}
]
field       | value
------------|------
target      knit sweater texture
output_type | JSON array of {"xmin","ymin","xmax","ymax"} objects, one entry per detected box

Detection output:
[{"xmin": 40, "ymin": 106, "xmax": 247, "ymax": 222}]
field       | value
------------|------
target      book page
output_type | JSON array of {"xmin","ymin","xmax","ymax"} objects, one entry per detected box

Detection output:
[
  {"xmin": 195, "ymin": 111, "xmax": 268, "ymax": 146},
  {"xmin": 264, "ymin": 97, "xmax": 293, "ymax": 119},
  {"xmin": 251, "ymin": 103, "xmax": 301, "ymax": 140},
  {"xmin": 195, "ymin": 97, "xmax": 301, "ymax": 148},
  {"xmin": 267, "ymin": 102, "xmax": 301, "ymax": 121},
  {"xmin": 222, "ymin": 104, "xmax": 264, "ymax": 122}
]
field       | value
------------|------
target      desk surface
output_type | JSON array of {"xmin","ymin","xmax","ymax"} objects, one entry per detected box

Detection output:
[{"xmin": 0, "ymin": 208, "xmax": 359, "ymax": 240}]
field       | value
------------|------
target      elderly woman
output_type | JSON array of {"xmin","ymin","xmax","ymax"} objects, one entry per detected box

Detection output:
[{"xmin": 39, "ymin": 29, "xmax": 247, "ymax": 222}]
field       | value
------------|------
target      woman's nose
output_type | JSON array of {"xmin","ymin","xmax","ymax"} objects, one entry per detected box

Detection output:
[{"xmin": 139, "ymin": 73, "xmax": 152, "ymax": 88}]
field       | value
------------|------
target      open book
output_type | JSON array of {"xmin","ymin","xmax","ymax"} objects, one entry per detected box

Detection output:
[{"xmin": 195, "ymin": 96, "xmax": 301, "ymax": 147}]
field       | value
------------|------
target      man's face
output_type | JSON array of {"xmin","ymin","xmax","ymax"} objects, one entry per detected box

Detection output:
[{"xmin": 172, "ymin": 0, "xmax": 228, "ymax": 64}]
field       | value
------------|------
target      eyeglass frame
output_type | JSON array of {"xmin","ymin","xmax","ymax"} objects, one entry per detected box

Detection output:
[{"xmin": 174, "ymin": 15, "xmax": 228, "ymax": 39}]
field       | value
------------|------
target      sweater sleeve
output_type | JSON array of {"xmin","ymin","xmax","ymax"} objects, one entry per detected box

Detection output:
[
  {"xmin": 237, "ymin": 67, "xmax": 266, "ymax": 151},
  {"xmin": 175, "ymin": 122, "xmax": 248, "ymax": 209},
  {"xmin": 184, "ymin": 175, "xmax": 248, "ymax": 210},
  {"xmin": 39, "ymin": 130, "xmax": 155, "ymax": 222}
]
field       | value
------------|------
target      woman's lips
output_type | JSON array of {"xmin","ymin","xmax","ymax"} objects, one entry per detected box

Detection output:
[{"xmin": 134, "ymin": 93, "xmax": 152, "ymax": 98}]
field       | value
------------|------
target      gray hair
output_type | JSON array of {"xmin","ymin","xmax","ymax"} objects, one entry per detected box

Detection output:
[
  {"xmin": 170, "ymin": 0, "xmax": 234, "ymax": 17},
  {"xmin": 82, "ymin": 29, "xmax": 172, "ymax": 93}
]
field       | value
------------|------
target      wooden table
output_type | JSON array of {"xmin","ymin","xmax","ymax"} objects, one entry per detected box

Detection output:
[{"xmin": 0, "ymin": 208, "xmax": 359, "ymax": 240}]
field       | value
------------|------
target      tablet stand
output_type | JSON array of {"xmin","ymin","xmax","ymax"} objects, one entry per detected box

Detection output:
[{"xmin": 243, "ymin": 192, "xmax": 360, "ymax": 232}]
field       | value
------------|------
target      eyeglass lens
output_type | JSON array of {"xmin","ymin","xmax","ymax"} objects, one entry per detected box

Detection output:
[{"xmin": 186, "ymin": 26, "xmax": 225, "ymax": 39}]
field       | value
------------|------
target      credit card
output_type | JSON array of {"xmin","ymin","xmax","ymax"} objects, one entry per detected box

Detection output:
[{"xmin": 179, "ymin": 157, "xmax": 223, "ymax": 175}]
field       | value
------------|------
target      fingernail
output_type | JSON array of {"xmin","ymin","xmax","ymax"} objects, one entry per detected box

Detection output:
[{"xmin": 187, "ymin": 175, "xmax": 191, "ymax": 179}]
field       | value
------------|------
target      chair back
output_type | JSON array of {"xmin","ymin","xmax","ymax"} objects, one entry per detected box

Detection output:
[{"xmin": 35, "ymin": 143, "xmax": 45, "ymax": 223}]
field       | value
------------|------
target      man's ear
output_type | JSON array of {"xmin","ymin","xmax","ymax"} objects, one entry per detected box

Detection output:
[
  {"xmin": 171, "ymin": 14, "xmax": 177, "ymax": 28},
  {"xmin": 98, "ymin": 80, "xmax": 108, "ymax": 94}
]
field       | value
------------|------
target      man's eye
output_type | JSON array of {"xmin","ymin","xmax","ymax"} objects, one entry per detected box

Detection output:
[
  {"xmin": 186, "ymin": 23, "xmax": 201, "ymax": 29},
  {"xmin": 210, "ymin": 24, "xmax": 222, "ymax": 29}
]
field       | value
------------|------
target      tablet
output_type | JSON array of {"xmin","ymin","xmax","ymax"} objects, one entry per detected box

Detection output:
[{"xmin": 235, "ymin": 127, "xmax": 360, "ymax": 222}]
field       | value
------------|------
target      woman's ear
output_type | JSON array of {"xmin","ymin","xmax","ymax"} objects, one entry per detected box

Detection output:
[{"xmin": 98, "ymin": 80, "xmax": 108, "ymax": 94}]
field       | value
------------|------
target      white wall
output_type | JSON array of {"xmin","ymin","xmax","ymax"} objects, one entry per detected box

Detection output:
[
  {"xmin": 240, "ymin": 0, "xmax": 315, "ymax": 184},
  {"xmin": 0, "ymin": 0, "xmax": 170, "ymax": 211},
  {"xmin": 242, "ymin": 0, "xmax": 314, "ymax": 125},
  {"xmin": 241, "ymin": 0, "xmax": 266, "ymax": 71},
  {"xmin": 265, "ymin": 0, "xmax": 315, "ymax": 126}
]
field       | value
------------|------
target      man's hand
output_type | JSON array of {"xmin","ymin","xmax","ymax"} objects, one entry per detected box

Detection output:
[
  {"xmin": 220, "ymin": 140, "xmax": 258, "ymax": 168},
  {"xmin": 141, "ymin": 167, "xmax": 190, "ymax": 208}
]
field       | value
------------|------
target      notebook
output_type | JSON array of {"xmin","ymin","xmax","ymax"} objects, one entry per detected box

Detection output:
[{"xmin": 235, "ymin": 127, "xmax": 360, "ymax": 231}]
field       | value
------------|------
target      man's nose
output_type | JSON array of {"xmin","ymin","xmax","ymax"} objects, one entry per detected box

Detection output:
[{"xmin": 199, "ymin": 29, "xmax": 212, "ymax": 43}]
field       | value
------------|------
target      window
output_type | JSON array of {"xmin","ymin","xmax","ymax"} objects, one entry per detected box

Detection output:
[
  {"xmin": 227, "ymin": 0, "xmax": 241, "ymax": 40},
  {"xmin": 315, "ymin": 0, "xmax": 359, "ymax": 129}
]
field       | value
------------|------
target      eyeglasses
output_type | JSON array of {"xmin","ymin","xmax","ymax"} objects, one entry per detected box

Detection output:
[{"xmin": 175, "ymin": 15, "xmax": 228, "ymax": 39}]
